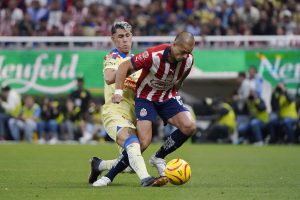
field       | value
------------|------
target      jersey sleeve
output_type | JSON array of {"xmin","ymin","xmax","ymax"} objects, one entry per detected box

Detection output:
[{"xmin": 130, "ymin": 50, "xmax": 152, "ymax": 70}]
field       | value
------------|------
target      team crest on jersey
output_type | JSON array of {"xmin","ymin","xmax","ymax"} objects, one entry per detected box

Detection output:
[{"xmin": 140, "ymin": 108, "xmax": 147, "ymax": 117}]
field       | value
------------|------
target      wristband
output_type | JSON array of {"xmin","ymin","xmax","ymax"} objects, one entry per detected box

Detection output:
[{"xmin": 114, "ymin": 89, "xmax": 123, "ymax": 96}]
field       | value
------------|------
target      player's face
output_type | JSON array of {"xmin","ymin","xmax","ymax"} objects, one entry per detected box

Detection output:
[
  {"xmin": 170, "ymin": 42, "xmax": 194, "ymax": 62},
  {"xmin": 112, "ymin": 28, "xmax": 132, "ymax": 55}
]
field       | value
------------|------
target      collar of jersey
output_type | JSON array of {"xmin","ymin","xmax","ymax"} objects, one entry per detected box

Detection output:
[
  {"xmin": 112, "ymin": 48, "xmax": 131, "ymax": 59},
  {"xmin": 162, "ymin": 46, "xmax": 170, "ymax": 62}
]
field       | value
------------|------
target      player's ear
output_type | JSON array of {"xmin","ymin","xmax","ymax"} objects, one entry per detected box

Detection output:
[{"xmin": 111, "ymin": 35, "xmax": 115, "ymax": 43}]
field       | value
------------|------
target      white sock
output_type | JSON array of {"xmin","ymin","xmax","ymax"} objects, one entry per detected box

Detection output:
[
  {"xmin": 98, "ymin": 159, "xmax": 117, "ymax": 171},
  {"xmin": 126, "ymin": 142, "xmax": 150, "ymax": 180}
]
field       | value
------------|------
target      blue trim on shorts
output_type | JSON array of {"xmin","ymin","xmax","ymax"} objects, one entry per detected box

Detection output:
[{"xmin": 124, "ymin": 135, "xmax": 140, "ymax": 149}]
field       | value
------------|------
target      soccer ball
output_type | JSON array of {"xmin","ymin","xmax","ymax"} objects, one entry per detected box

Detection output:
[{"xmin": 165, "ymin": 158, "xmax": 191, "ymax": 185}]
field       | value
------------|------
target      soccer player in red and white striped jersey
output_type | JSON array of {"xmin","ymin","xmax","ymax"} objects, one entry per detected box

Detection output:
[{"xmin": 113, "ymin": 32, "xmax": 197, "ymax": 177}]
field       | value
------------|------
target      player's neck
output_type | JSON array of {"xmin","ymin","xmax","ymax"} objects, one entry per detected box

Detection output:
[
  {"xmin": 167, "ymin": 47, "xmax": 178, "ymax": 64},
  {"xmin": 167, "ymin": 56, "xmax": 178, "ymax": 64}
]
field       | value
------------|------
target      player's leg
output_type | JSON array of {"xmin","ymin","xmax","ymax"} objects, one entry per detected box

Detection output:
[
  {"xmin": 88, "ymin": 116, "xmax": 133, "ymax": 184},
  {"xmin": 93, "ymin": 127, "xmax": 167, "ymax": 187},
  {"xmin": 150, "ymin": 97, "xmax": 197, "ymax": 176},
  {"xmin": 135, "ymin": 98, "xmax": 157, "ymax": 151},
  {"xmin": 103, "ymin": 127, "xmax": 152, "ymax": 182}
]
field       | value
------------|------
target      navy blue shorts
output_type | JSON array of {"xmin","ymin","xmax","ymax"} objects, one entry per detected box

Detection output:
[{"xmin": 135, "ymin": 96, "xmax": 189, "ymax": 122}]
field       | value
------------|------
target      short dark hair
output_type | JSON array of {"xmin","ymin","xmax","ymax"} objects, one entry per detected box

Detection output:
[
  {"xmin": 77, "ymin": 77, "xmax": 84, "ymax": 82},
  {"xmin": 1, "ymin": 85, "xmax": 10, "ymax": 91},
  {"xmin": 111, "ymin": 21, "xmax": 132, "ymax": 34},
  {"xmin": 238, "ymin": 72, "xmax": 246, "ymax": 78}
]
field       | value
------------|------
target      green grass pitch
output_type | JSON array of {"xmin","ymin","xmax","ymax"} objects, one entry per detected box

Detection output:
[{"xmin": 0, "ymin": 143, "xmax": 299, "ymax": 200}]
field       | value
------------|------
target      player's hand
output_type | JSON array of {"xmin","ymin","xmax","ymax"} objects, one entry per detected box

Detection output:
[{"xmin": 112, "ymin": 94, "xmax": 123, "ymax": 104}]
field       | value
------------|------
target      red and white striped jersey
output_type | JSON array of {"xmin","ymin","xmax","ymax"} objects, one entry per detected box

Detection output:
[{"xmin": 130, "ymin": 44, "xmax": 194, "ymax": 102}]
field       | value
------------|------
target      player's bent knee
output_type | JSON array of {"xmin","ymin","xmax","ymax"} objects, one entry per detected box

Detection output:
[
  {"xmin": 180, "ymin": 120, "xmax": 197, "ymax": 136},
  {"xmin": 123, "ymin": 135, "xmax": 140, "ymax": 149}
]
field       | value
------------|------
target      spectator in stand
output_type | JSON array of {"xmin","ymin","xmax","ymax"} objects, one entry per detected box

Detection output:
[
  {"xmin": 17, "ymin": 13, "xmax": 34, "ymax": 36},
  {"xmin": 0, "ymin": 86, "xmax": 22, "ymax": 141},
  {"xmin": 237, "ymin": 0, "xmax": 260, "ymax": 28},
  {"xmin": 69, "ymin": 77, "xmax": 92, "ymax": 120},
  {"xmin": 247, "ymin": 66, "xmax": 263, "ymax": 98},
  {"xmin": 68, "ymin": 0, "xmax": 88, "ymax": 24},
  {"xmin": 271, "ymin": 82, "xmax": 298, "ymax": 143},
  {"xmin": 185, "ymin": 15, "xmax": 201, "ymax": 36},
  {"xmin": 194, "ymin": 1, "xmax": 216, "ymax": 25},
  {"xmin": 60, "ymin": 12, "xmax": 75, "ymax": 36},
  {"xmin": 227, "ymin": 12, "xmax": 240, "ymax": 34},
  {"xmin": 0, "ymin": 9, "xmax": 13, "ymax": 36},
  {"xmin": 203, "ymin": 98, "xmax": 237, "ymax": 144},
  {"xmin": 60, "ymin": 98, "xmax": 81, "ymax": 141},
  {"xmin": 26, "ymin": 0, "xmax": 47, "ymax": 7},
  {"xmin": 279, "ymin": 9, "xmax": 297, "ymax": 35},
  {"xmin": 8, "ymin": 95, "xmax": 41, "ymax": 143},
  {"xmin": 0, "ymin": 0, "xmax": 23, "ymax": 25},
  {"xmin": 47, "ymin": 0, "xmax": 66, "ymax": 11},
  {"xmin": 81, "ymin": 14, "xmax": 97, "ymax": 36},
  {"xmin": 210, "ymin": 16, "xmax": 226, "ymax": 35},
  {"xmin": 252, "ymin": 10, "xmax": 276, "ymax": 35},
  {"xmin": 238, "ymin": 90, "xmax": 270, "ymax": 146},
  {"xmin": 27, "ymin": 0, "xmax": 48, "ymax": 29},
  {"xmin": 166, "ymin": 0, "xmax": 192, "ymax": 20},
  {"xmin": 79, "ymin": 101, "xmax": 106, "ymax": 144},
  {"xmin": 232, "ymin": 72, "xmax": 251, "ymax": 115},
  {"xmin": 37, "ymin": 97, "xmax": 61, "ymax": 144},
  {"xmin": 215, "ymin": 1, "xmax": 233, "ymax": 29},
  {"xmin": 47, "ymin": 0, "xmax": 63, "ymax": 31},
  {"xmin": 35, "ymin": 17, "xmax": 48, "ymax": 36}
]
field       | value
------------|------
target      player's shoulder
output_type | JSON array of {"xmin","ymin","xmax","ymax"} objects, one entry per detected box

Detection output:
[
  {"xmin": 147, "ymin": 43, "xmax": 170, "ymax": 54},
  {"xmin": 104, "ymin": 50, "xmax": 120, "ymax": 61}
]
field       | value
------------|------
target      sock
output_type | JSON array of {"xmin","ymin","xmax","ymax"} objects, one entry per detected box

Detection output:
[
  {"xmin": 155, "ymin": 129, "xmax": 189, "ymax": 159},
  {"xmin": 104, "ymin": 151, "xmax": 129, "ymax": 182},
  {"xmin": 126, "ymin": 142, "xmax": 150, "ymax": 180},
  {"xmin": 98, "ymin": 159, "xmax": 117, "ymax": 171}
]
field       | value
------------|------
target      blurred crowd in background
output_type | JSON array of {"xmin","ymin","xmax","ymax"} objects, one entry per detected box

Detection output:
[{"xmin": 1, "ymin": 0, "xmax": 300, "ymax": 37}]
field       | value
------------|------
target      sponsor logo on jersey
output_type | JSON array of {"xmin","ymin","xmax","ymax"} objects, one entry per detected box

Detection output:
[
  {"xmin": 142, "ymin": 51, "xmax": 149, "ymax": 59},
  {"xmin": 124, "ymin": 77, "xmax": 136, "ymax": 91}
]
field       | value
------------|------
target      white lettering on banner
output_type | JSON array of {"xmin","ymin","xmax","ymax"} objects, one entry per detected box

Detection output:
[
  {"xmin": 0, "ymin": 54, "xmax": 79, "ymax": 94},
  {"xmin": 257, "ymin": 53, "xmax": 300, "ymax": 84}
]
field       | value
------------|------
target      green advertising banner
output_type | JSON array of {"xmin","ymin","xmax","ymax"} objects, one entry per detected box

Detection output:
[
  {"xmin": 193, "ymin": 49, "xmax": 300, "ymax": 91},
  {"xmin": 0, "ymin": 50, "xmax": 108, "ymax": 95},
  {"xmin": 0, "ymin": 49, "xmax": 299, "ymax": 95}
]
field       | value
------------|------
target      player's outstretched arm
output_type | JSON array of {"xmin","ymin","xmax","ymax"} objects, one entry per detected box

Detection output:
[
  {"xmin": 112, "ymin": 60, "xmax": 135, "ymax": 104},
  {"xmin": 104, "ymin": 68, "xmax": 117, "ymax": 85}
]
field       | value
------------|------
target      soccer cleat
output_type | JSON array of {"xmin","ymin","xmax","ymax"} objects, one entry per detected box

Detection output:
[
  {"xmin": 140, "ymin": 176, "xmax": 156, "ymax": 187},
  {"xmin": 88, "ymin": 157, "xmax": 103, "ymax": 184},
  {"xmin": 141, "ymin": 176, "xmax": 168, "ymax": 187},
  {"xmin": 149, "ymin": 155, "xmax": 166, "ymax": 176},
  {"xmin": 152, "ymin": 176, "xmax": 169, "ymax": 187},
  {"xmin": 92, "ymin": 176, "xmax": 111, "ymax": 187}
]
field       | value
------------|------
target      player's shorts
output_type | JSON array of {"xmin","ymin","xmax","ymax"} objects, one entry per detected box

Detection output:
[
  {"xmin": 103, "ymin": 112, "xmax": 136, "ymax": 141},
  {"xmin": 135, "ymin": 96, "xmax": 189, "ymax": 123}
]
